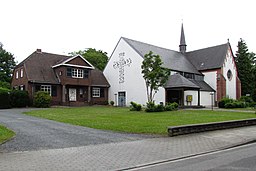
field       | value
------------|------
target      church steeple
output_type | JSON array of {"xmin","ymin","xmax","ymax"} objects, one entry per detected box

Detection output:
[{"xmin": 179, "ymin": 23, "xmax": 187, "ymax": 53}]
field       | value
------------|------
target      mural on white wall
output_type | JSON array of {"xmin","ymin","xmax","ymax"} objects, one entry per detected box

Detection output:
[{"xmin": 113, "ymin": 52, "xmax": 132, "ymax": 84}]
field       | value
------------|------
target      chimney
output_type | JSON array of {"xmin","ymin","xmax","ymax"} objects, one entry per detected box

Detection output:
[{"xmin": 36, "ymin": 49, "xmax": 42, "ymax": 53}]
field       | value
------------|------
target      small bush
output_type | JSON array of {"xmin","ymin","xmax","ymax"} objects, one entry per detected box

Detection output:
[
  {"xmin": 145, "ymin": 102, "xmax": 156, "ymax": 112},
  {"xmin": 34, "ymin": 91, "xmax": 52, "ymax": 108},
  {"xmin": 10, "ymin": 90, "xmax": 30, "ymax": 108},
  {"xmin": 0, "ymin": 88, "xmax": 10, "ymax": 109},
  {"xmin": 110, "ymin": 101, "xmax": 114, "ymax": 106},
  {"xmin": 165, "ymin": 102, "xmax": 179, "ymax": 111},
  {"xmin": 130, "ymin": 101, "xmax": 142, "ymax": 111},
  {"xmin": 218, "ymin": 97, "xmax": 234, "ymax": 108}
]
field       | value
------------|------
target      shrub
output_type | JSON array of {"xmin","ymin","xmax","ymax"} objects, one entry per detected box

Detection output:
[
  {"xmin": 218, "ymin": 97, "xmax": 234, "ymax": 108},
  {"xmin": 0, "ymin": 88, "xmax": 10, "ymax": 109},
  {"xmin": 110, "ymin": 101, "xmax": 114, "ymax": 106},
  {"xmin": 239, "ymin": 96, "xmax": 253, "ymax": 103},
  {"xmin": 34, "ymin": 91, "xmax": 52, "ymax": 108},
  {"xmin": 10, "ymin": 90, "xmax": 30, "ymax": 108},
  {"xmin": 130, "ymin": 101, "xmax": 142, "ymax": 111},
  {"xmin": 145, "ymin": 102, "xmax": 156, "ymax": 112},
  {"xmin": 155, "ymin": 104, "xmax": 165, "ymax": 112},
  {"xmin": 224, "ymin": 101, "xmax": 246, "ymax": 108},
  {"xmin": 165, "ymin": 102, "xmax": 179, "ymax": 111}
]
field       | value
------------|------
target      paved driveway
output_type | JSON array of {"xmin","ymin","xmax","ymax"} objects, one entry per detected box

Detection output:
[{"xmin": 0, "ymin": 108, "xmax": 153, "ymax": 153}]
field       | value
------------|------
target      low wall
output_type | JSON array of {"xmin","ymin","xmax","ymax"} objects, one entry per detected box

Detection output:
[{"xmin": 168, "ymin": 118, "xmax": 256, "ymax": 136}]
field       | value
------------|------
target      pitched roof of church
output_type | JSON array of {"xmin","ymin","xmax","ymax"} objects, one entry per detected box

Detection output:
[
  {"xmin": 122, "ymin": 37, "xmax": 202, "ymax": 75},
  {"xmin": 164, "ymin": 74, "xmax": 200, "ymax": 89},
  {"xmin": 186, "ymin": 43, "xmax": 229, "ymax": 71}
]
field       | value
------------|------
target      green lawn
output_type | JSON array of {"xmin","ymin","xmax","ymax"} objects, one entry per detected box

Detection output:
[
  {"xmin": 0, "ymin": 125, "xmax": 15, "ymax": 144},
  {"xmin": 24, "ymin": 106, "xmax": 256, "ymax": 135}
]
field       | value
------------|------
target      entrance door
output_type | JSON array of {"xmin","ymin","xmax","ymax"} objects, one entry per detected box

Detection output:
[
  {"xmin": 69, "ymin": 88, "xmax": 77, "ymax": 101},
  {"xmin": 166, "ymin": 90, "xmax": 181, "ymax": 105},
  {"xmin": 118, "ymin": 92, "xmax": 126, "ymax": 107}
]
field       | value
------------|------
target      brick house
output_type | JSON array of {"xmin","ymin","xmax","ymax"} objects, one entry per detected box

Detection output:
[{"xmin": 11, "ymin": 49, "xmax": 110, "ymax": 106}]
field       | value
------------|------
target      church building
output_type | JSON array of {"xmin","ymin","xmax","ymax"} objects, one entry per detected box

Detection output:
[{"xmin": 103, "ymin": 24, "xmax": 241, "ymax": 107}]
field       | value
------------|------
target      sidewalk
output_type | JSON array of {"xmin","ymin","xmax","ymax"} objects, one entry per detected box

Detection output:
[{"xmin": 1, "ymin": 126, "xmax": 256, "ymax": 171}]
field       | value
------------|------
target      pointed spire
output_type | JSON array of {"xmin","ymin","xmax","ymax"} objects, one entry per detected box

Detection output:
[{"xmin": 179, "ymin": 23, "xmax": 187, "ymax": 53}]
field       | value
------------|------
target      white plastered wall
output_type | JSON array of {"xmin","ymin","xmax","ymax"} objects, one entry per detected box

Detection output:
[
  {"xmin": 222, "ymin": 49, "xmax": 237, "ymax": 99},
  {"xmin": 103, "ymin": 38, "xmax": 165, "ymax": 106}
]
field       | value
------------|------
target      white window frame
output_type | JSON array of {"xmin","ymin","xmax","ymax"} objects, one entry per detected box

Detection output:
[
  {"xmin": 41, "ymin": 85, "xmax": 51, "ymax": 95},
  {"xmin": 16, "ymin": 71, "xmax": 19, "ymax": 79},
  {"xmin": 72, "ymin": 68, "xmax": 83, "ymax": 78},
  {"xmin": 92, "ymin": 88, "xmax": 100, "ymax": 97},
  {"xmin": 21, "ymin": 69, "xmax": 24, "ymax": 78},
  {"xmin": 20, "ymin": 85, "xmax": 24, "ymax": 91}
]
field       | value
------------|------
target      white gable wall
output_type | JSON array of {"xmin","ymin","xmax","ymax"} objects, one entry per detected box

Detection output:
[
  {"xmin": 223, "ymin": 49, "xmax": 237, "ymax": 99},
  {"xmin": 104, "ymin": 38, "xmax": 165, "ymax": 106}
]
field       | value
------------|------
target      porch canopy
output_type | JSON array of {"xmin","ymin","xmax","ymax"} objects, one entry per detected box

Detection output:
[{"xmin": 164, "ymin": 74, "xmax": 200, "ymax": 106}]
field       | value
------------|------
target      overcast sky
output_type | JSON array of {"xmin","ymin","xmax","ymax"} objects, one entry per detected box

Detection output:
[{"xmin": 1, "ymin": 0, "xmax": 256, "ymax": 63}]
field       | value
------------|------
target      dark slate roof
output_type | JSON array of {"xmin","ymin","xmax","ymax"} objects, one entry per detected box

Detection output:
[
  {"xmin": 186, "ymin": 43, "xmax": 229, "ymax": 71},
  {"xmin": 17, "ymin": 51, "xmax": 109, "ymax": 86},
  {"xmin": 91, "ymin": 69, "xmax": 110, "ymax": 87},
  {"xmin": 189, "ymin": 79, "xmax": 215, "ymax": 92},
  {"xmin": 164, "ymin": 74, "xmax": 200, "ymax": 89},
  {"xmin": 21, "ymin": 51, "xmax": 70, "ymax": 84},
  {"xmin": 122, "ymin": 37, "xmax": 202, "ymax": 75}
]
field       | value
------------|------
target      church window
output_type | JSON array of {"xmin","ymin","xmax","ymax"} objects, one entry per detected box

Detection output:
[{"xmin": 227, "ymin": 69, "xmax": 232, "ymax": 81}]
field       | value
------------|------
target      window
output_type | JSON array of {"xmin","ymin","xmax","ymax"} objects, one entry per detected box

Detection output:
[
  {"xmin": 227, "ymin": 70, "xmax": 232, "ymax": 81},
  {"xmin": 41, "ymin": 85, "xmax": 51, "ymax": 95},
  {"xmin": 20, "ymin": 85, "xmax": 24, "ymax": 91},
  {"xmin": 16, "ymin": 71, "xmax": 19, "ymax": 79},
  {"xmin": 92, "ymin": 88, "xmax": 100, "ymax": 97},
  {"xmin": 70, "ymin": 68, "xmax": 84, "ymax": 78},
  {"xmin": 84, "ymin": 69, "xmax": 89, "ymax": 78},
  {"xmin": 21, "ymin": 69, "xmax": 24, "ymax": 78}
]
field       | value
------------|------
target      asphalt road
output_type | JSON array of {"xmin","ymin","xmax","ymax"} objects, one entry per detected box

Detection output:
[
  {"xmin": 136, "ymin": 142, "xmax": 256, "ymax": 171},
  {"xmin": 0, "ymin": 108, "xmax": 153, "ymax": 153}
]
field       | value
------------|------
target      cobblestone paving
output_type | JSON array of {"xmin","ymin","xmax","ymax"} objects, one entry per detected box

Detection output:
[{"xmin": 1, "ymin": 126, "xmax": 256, "ymax": 171}]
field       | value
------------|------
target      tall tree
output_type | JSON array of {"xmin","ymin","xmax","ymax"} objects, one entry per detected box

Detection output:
[
  {"xmin": 235, "ymin": 39, "xmax": 255, "ymax": 99},
  {"xmin": 70, "ymin": 48, "xmax": 108, "ymax": 71},
  {"xmin": 0, "ymin": 43, "xmax": 16, "ymax": 85},
  {"xmin": 141, "ymin": 51, "xmax": 170, "ymax": 103}
]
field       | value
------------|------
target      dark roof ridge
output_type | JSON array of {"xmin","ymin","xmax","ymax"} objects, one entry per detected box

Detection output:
[
  {"xmin": 122, "ymin": 37, "xmax": 180, "ymax": 54},
  {"xmin": 186, "ymin": 43, "xmax": 228, "ymax": 54}
]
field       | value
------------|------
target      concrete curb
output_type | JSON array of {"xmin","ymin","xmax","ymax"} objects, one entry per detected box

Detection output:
[{"xmin": 168, "ymin": 118, "xmax": 256, "ymax": 136}]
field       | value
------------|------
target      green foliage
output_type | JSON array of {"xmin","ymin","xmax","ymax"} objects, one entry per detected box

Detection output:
[
  {"xmin": 34, "ymin": 91, "xmax": 52, "ymax": 108},
  {"xmin": 10, "ymin": 90, "xmax": 30, "ymax": 107},
  {"xmin": 145, "ymin": 102, "xmax": 165, "ymax": 112},
  {"xmin": 0, "ymin": 88, "xmax": 10, "ymax": 109},
  {"xmin": 141, "ymin": 51, "xmax": 170, "ymax": 103},
  {"xmin": 224, "ymin": 101, "xmax": 246, "ymax": 108},
  {"xmin": 0, "ymin": 81, "xmax": 11, "ymax": 89},
  {"xmin": 218, "ymin": 97, "xmax": 234, "ymax": 108},
  {"xmin": 130, "ymin": 101, "xmax": 142, "ymax": 111},
  {"xmin": 165, "ymin": 102, "xmax": 179, "ymax": 111},
  {"xmin": 70, "ymin": 48, "xmax": 108, "ymax": 71},
  {"xmin": 110, "ymin": 101, "xmax": 114, "ymax": 106},
  {"xmin": 0, "ymin": 45, "xmax": 16, "ymax": 83},
  {"xmin": 235, "ymin": 39, "xmax": 256, "ymax": 99}
]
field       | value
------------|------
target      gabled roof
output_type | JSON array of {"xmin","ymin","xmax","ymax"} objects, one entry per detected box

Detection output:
[
  {"xmin": 20, "ymin": 51, "xmax": 70, "ymax": 84},
  {"xmin": 164, "ymin": 74, "xmax": 200, "ymax": 89},
  {"xmin": 122, "ymin": 37, "xmax": 202, "ymax": 75},
  {"xmin": 186, "ymin": 43, "xmax": 229, "ymax": 71},
  {"xmin": 16, "ymin": 50, "xmax": 108, "ymax": 86},
  {"xmin": 52, "ymin": 55, "xmax": 95, "ymax": 69}
]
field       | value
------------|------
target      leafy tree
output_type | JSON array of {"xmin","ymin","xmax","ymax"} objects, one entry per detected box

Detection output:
[
  {"xmin": 0, "ymin": 43, "xmax": 16, "ymax": 84},
  {"xmin": 141, "ymin": 51, "xmax": 170, "ymax": 103},
  {"xmin": 235, "ymin": 39, "xmax": 256, "ymax": 100},
  {"xmin": 70, "ymin": 48, "xmax": 108, "ymax": 71}
]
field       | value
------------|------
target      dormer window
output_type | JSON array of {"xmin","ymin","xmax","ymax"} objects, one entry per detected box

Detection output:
[
  {"xmin": 67, "ymin": 68, "xmax": 89, "ymax": 79},
  {"xmin": 72, "ymin": 68, "xmax": 83, "ymax": 78}
]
